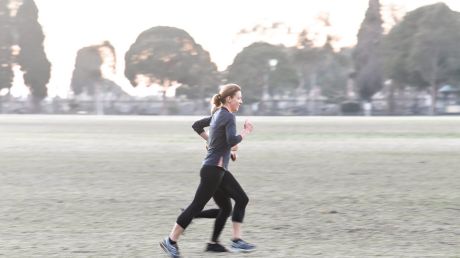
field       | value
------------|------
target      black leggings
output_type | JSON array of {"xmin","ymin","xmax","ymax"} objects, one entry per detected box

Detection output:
[
  {"xmin": 176, "ymin": 165, "xmax": 249, "ymax": 242},
  {"xmin": 194, "ymin": 208, "xmax": 220, "ymax": 219}
]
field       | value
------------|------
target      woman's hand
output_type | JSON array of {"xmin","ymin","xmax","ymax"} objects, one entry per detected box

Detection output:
[
  {"xmin": 244, "ymin": 119, "xmax": 253, "ymax": 133},
  {"xmin": 230, "ymin": 151, "xmax": 237, "ymax": 161},
  {"xmin": 240, "ymin": 119, "xmax": 253, "ymax": 138}
]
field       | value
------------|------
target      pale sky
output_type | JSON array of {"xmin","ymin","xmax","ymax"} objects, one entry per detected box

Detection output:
[{"xmin": 21, "ymin": 0, "xmax": 460, "ymax": 98}]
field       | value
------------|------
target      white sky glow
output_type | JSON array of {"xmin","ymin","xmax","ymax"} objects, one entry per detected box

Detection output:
[{"xmin": 19, "ymin": 0, "xmax": 460, "ymax": 98}]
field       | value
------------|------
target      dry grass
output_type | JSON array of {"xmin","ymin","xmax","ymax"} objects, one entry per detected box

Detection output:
[{"xmin": 1, "ymin": 115, "xmax": 459, "ymax": 257}]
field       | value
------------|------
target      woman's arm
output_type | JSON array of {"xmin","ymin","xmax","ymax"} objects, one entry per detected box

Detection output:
[
  {"xmin": 199, "ymin": 131, "xmax": 209, "ymax": 141},
  {"xmin": 225, "ymin": 116, "xmax": 253, "ymax": 146},
  {"xmin": 192, "ymin": 116, "xmax": 211, "ymax": 140},
  {"xmin": 225, "ymin": 115, "xmax": 243, "ymax": 146}
]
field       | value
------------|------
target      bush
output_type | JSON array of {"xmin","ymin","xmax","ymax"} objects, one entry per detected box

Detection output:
[{"xmin": 341, "ymin": 101, "xmax": 361, "ymax": 114}]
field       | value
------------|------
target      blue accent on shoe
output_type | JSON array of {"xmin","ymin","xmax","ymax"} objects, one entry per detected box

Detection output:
[
  {"xmin": 160, "ymin": 237, "xmax": 181, "ymax": 258},
  {"xmin": 230, "ymin": 239, "xmax": 256, "ymax": 253}
]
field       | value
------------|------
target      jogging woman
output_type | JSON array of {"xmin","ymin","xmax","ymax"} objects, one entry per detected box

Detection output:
[
  {"xmin": 190, "ymin": 116, "xmax": 239, "ymax": 252},
  {"xmin": 160, "ymin": 84, "xmax": 255, "ymax": 257}
]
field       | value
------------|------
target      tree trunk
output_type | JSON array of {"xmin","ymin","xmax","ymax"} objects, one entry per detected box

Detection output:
[
  {"xmin": 363, "ymin": 101, "xmax": 372, "ymax": 116},
  {"xmin": 160, "ymin": 81, "xmax": 171, "ymax": 115},
  {"xmin": 430, "ymin": 82, "xmax": 437, "ymax": 115},
  {"xmin": 94, "ymin": 81, "xmax": 104, "ymax": 115},
  {"xmin": 387, "ymin": 81, "xmax": 395, "ymax": 115},
  {"xmin": 428, "ymin": 48, "xmax": 439, "ymax": 116},
  {"xmin": 31, "ymin": 97, "xmax": 42, "ymax": 114}
]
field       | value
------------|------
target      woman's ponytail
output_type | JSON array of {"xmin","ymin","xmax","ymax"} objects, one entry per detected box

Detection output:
[{"xmin": 211, "ymin": 94, "xmax": 222, "ymax": 114}]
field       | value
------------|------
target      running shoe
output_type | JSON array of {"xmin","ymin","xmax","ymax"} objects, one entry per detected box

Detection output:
[
  {"xmin": 160, "ymin": 237, "xmax": 181, "ymax": 258},
  {"xmin": 205, "ymin": 242, "xmax": 228, "ymax": 252},
  {"xmin": 230, "ymin": 239, "xmax": 256, "ymax": 253}
]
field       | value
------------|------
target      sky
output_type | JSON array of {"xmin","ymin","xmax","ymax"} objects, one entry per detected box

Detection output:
[{"xmin": 12, "ymin": 0, "xmax": 460, "ymax": 98}]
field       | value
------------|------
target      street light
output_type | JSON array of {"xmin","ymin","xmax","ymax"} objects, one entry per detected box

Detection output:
[
  {"xmin": 263, "ymin": 59, "xmax": 278, "ymax": 101},
  {"xmin": 259, "ymin": 58, "xmax": 278, "ymax": 115},
  {"xmin": 269, "ymin": 59, "xmax": 278, "ymax": 70}
]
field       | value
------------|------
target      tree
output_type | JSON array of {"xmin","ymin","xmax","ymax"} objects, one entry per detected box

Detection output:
[
  {"xmin": 226, "ymin": 42, "xmax": 298, "ymax": 104},
  {"xmin": 124, "ymin": 26, "xmax": 220, "ymax": 99},
  {"xmin": 384, "ymin": 3, "xmax": 460, "ymax": 114},
  {"xmin": 71, "ymin": 41, "xmax": 122, "ymax": 115},
  {"xmin": 15, "ymin": 0, "xmax": 50, "ymax": 111},
  {"xmin": 292, "ymin": 35, "xmax": 352, "ymax": 101},
  {"xmin": 353, "ymin": 0, "xmax": 384, "ymax": 104},
  {"xmin": 71, "ymin": 41, "xmax": 118, "ymax": 96},
  {"xmin": 291, "ymin": 32, "xmax": 324, "ymax": 93},
  {"xmin": 71, "ymin": 45, "xmax": 103, "ymax": 96},
  {"xmin": 0, "ymin": 0, "xmax": 14, "ymax": 92},
  {"xmin": 317, "ymin": 44, "xmax": 353, "ymax": 101},
  {"xmin": 100, "ymin": 41, "xmax": 116, "ymax": 75}
]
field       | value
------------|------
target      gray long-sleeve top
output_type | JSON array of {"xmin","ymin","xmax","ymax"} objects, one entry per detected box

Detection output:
[{"xmin": 192, "ymin": 107, "xmax": 242, "ymax": 170}]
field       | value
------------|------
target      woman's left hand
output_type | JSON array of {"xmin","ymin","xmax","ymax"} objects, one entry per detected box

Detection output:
[{"xmin": 231, "ymin": 151, "xmax": 237, "ymax": 161}]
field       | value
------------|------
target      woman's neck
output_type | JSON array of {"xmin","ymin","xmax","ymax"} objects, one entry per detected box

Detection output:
[{"xmin": 222, "ymin": 104, "xmax": 232, "ymax": 112}]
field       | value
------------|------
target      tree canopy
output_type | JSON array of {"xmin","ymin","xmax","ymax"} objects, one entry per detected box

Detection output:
[
  {"xmin": 383, "ymin": 3, "xmax": 460, "ymax": 112},
  {"xmin": 71, "ymin": 45, "xmax": 103, "ymax": 96},
  {"xmin": 292, "ymin": 36, "xmax": 352, "ymax": 101},
  {"xmin": 16, "ymin": 0, "xmax": 51, "ymax": 104},
  {"xmin": 384, "ymin": 3, "xmax": 460, "ymax": 87},
  {"xmin": 0, "ymin": 0, "xmax": 14, "ymax": 91},
  {"xmin": 353, "ymin": 0, "xmax": 384, "ymax": 102},
  {"xmin": 71, "ymin": 41, "xmax": 120, "ymax": 95},
  {"xmin": 124, "ymin": 26, "xmax": 219, "ymax": 99},
  {"xmin": 226, "ymin": 42, "xmax": 298, "ymax": 103}
]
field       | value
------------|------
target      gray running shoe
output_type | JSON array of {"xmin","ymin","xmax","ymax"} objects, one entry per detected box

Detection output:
[
  {"xmin": 160, "ymin": 237, "xmax": 181, "ymax": 258},
  {"xmin": 230, "ymin": 239, "xmax": 256, "ymax": 253}
]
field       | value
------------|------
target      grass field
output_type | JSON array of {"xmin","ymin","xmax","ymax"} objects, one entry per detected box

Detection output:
[{"xmin": 1, "ymin": 115, "xmax": 459, "ymax": 257}]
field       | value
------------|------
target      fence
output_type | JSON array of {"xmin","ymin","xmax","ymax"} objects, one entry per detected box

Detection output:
[{"xmin": 0, "ymin": 95, "xmax": 458, "ymax": 116}]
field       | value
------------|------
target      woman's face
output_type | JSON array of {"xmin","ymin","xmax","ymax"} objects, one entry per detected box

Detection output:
[{"xmin": 227, "ymin": 91, "xmax": 243, "ymax": 112}]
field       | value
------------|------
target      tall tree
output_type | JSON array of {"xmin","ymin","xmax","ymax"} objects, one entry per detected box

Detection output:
[
  {"xmin": 100, "ymin": 41, "xmax": 116, "ymax": 75},
  {"xmin": 71, "ymin": 41, "xmax": 124, "ymax": 114},
  {"xmin": 292, "ymin": 31, "xmax": 323, "ymax": 93},
  {"xmin": 15, "ymin": 0, "xmax": 51, "ymax": 111},
  {"xmin": 226, "ymin": 42, "xmax": 298, "ymax": 104},
  {"xmin": 353, "ymin": 0, "xmax": 384, "ymax": 105},
  {"xmin": 317, "ymin": 44, "xmax": 353, "ymax": 101},
  {"xmin": 124, "ymin": 26, "xmax": 219, "ymax": 99},
  {"xmin": 71, "ymin": 45, "xmax": 103, "ymax": 96},
  {"xmin": 384, "ymin": 3, "xmax": 460, "ymax": 114},
  {"xmin": 0, "ymin": 0, "xmax": 14, "ymax": 92},
  {"xmin": 292, "ymin": 34, "xmax": 352, "ymax": 101}
]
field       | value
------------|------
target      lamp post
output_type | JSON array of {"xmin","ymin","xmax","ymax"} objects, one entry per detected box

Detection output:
[
  {"xmin": 260, "ymin": 59, "xmax": 278, "ymax": 115},
  {"xmin": 262, "ymin": 59, "xmax": 278, "ymax": 101}
]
